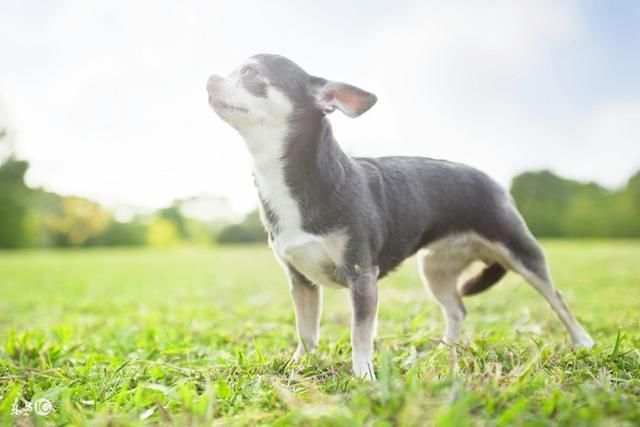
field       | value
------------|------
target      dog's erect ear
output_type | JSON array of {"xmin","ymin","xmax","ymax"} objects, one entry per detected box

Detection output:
[{"xmin": 313, "ymin": 80, "xmax": 377, "ymax": 118}]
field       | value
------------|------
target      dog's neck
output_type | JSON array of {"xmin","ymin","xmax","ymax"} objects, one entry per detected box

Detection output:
[{"xmin": 240, "ymin": 115, "xmax": 352, "ymax": 233}]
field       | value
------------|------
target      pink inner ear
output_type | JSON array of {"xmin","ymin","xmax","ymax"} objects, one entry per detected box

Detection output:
[
  {"xmin": 330, "ymin": 88, "xmax": 365, "ymax": 113},
  {"xmin": 320, "ymin": 82, "xmax": 376, "ymax": 117}
]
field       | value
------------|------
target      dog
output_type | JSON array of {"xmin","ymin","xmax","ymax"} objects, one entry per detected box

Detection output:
[{"xmin": 206, "ymin": 54, "xmax": 594, "ymax": 380}]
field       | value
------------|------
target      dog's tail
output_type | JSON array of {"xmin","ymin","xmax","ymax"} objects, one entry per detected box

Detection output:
[{"xmin": 458, "ymin": 263, "xmax": 507, "ymax": 296}]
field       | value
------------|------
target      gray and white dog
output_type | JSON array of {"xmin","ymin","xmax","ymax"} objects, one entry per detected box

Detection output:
[{"xmin": 207, "ymin": 54, "xmax": 594, "ymax": 379}]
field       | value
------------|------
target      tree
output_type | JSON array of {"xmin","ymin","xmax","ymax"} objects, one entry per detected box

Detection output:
[
  {"xmin": 615, "ymin": 171, "xmax": 640, "ymax": 237},
  {"xmin": 146, "ymin": 217, "xmax": 180, "ymax": 247},
  {"xmin": 44, "ymin": 196, "xmax": 111, "ymax": 246},
  {"xmin": 86, "ymin": 220, "xmax": 147, "ymax": 247},
  {"xmin": 158, "ymin": 204, "xmax": 189, "ymax": 240},
  {"xmin": 563, "ymin": 183, "xmax": 612, "ymax": 237},
  {"xmin": 510, "ymin": 171, "xmax": 574, "ymax": 237},
  {"xmin": 0, "ymin": 157, "xmax": 31, "ymax": 248},
  {"xmin": 626, "ymin": 171, "xmax": 640, "ymax": 210},
  {"xmin": 510, "ymin": 170, "xmax": 640, "ymax": 238},
  {"xmin": 216, "ymin": 210, "xmax": 267, "ymax": 244}
]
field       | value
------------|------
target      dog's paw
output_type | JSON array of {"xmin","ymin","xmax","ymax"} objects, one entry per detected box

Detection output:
[
  {"xmin": 572, "ymin": 334, "xmax": 595, "ymax": 350},
  {"xmin": 437, "ymin": 335, "xmax": 462, "ymax": 349},
  {"xmin": 353, "ymin": 361, "xmax": 376, "ymax": 381},
  {"xmin": 437, "ymin": 337, "xmax": 452, "ymax": 349},
  {"xmin": 291, "ymin": 346, "xmax": 304, "ymax": 362},
  {"xmin": 291, "ymin": 343, "xmax": 318, "ymax": 362}
]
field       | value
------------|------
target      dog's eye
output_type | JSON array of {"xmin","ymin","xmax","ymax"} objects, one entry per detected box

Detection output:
[{"xmin": 241, "ymin": 66, "xmax": 256, "ymax": 77}]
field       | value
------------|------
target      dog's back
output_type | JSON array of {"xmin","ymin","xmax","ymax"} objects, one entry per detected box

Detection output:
[{"xmin": 356, "ymin": 156, "xmax": 524, "ymax": 277}]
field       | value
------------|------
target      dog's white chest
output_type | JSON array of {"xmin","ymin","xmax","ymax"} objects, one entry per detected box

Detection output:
[
  {"xmin": 243, "ymin": 125, "xmax": 348, "ymax": 286},
  {"xmin": 272, "ymin": 230, "xmax": 348, "ymax": 287}
]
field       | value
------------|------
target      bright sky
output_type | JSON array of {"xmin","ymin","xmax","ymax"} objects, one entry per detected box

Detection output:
[{"xmin": 1, "ymin": 0, "xmax": 639, "ymax": 216}]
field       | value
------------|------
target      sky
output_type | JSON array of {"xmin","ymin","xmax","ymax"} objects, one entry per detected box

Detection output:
[{"xmin": 1, "ymin": 0, "xmax": 639, "ymax": 217}]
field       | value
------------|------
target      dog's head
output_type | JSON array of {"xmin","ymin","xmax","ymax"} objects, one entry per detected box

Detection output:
[{"xmin": 207, "ymin": 54, "xmax": 377, "ymax": 135}]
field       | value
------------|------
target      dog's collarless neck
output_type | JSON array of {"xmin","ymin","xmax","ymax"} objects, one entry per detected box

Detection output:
[{"xmin": 243, "ymin": 117, "xmax": 353, "ymax": 234}]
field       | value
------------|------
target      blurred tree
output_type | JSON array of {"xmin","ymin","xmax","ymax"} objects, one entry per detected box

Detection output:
[
  {"xmin": 511, "ymin": 170, "xmax": 640, "ymax": 238},
  {"xmin": 86, "ymin": 220, "xmax": 148, "ymax": 246},
  {"xmin": 626, "ymin": 171, "xmax": 640, "ymax": 209},
  {"xmin": 146, "ymin": 217, "xmax": 180, "ymax": 247},
  {"xmin": 22, "ymin": 189, "xmax": 64, "ymax": 247},
  {"xmin": 216, "ymin": 210, "xmax": 267, "ymax": 244},
  {"xmin": 1, "ymin": 123, "xmax": 214, "ymax": 248},
  {"xmin": 563, "ymin": 183, "xmax": 611, "ymax": 237},
  {"xmin": 184, "ymin": 218, "xmax": 214, "ymax": 246},
  {"xmin": 158, "ymin": 204, "xmax": 189, "ymax": 240},
  {"xmin": 615, "ymin": 171, "xmax": 640, "ymax": 237},
  {"xmin": 45, "ymin": 196, "xmax": 111, "ymax": 246},
  {"xmin": 511, "ymin": 171, "xmax": 573, "ymax": 236},
  {"xmin": 0, "ymin": 157, "xmax": 31, "ymax": 248}
]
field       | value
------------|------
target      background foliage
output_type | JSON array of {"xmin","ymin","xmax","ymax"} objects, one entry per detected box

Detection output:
[
  {"xmin": 1, "ymin": 127, "xmax": 638, "ymax": 249},
  {"xmin": 511, "ymin": 170, "xmax": 640, "ymax": 238}
]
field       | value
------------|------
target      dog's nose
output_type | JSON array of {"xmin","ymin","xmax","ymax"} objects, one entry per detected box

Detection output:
[{"xmin": 207, "ymin": 75, "xmax": 224, "ymax": 91}]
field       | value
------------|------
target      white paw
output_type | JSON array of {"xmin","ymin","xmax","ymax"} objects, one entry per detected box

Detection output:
[
  {"xmin": 572, "ymin": 334, "xmax": 595, "ymax": 349},
  {"xmin": 437, "ymin": 335, "xmax": 460, "ymax": 349},
  {"xmin": 353, "ymin": 360, "xmax": 376, "ymax": 381},
  {"xmin": 291, "ymin": 344, "xmax": 308, "ymax": 362},
  {"xmin": 292, "ymin": 342, "xmax": 317, "ymax": 362},
  {"xmin": 291, "ymin": 348, "xmax": 303, "ymax": 362}
]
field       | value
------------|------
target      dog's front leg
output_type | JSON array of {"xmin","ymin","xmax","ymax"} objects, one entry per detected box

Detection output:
[
  {"xmin": 349, "ymin": 266, "xmax": 379, "ymax": 380},
  {"xmin": 289, "ymin": 270, "xmax": 322, "ymax": 361}
]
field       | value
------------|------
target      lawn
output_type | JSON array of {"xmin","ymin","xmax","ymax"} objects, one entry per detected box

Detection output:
[{"xmin": 1, "ymin": 241, "xmax": 639, "ymax": 426}]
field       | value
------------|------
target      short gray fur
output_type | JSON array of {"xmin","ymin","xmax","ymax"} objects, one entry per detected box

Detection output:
[
  {"xmin": 207, "ymin": 54, "xmax": 594, "ymax": 379},
  {"xmin": 247, "ymin": 54, "xmax": 541, "ymax": 283}
]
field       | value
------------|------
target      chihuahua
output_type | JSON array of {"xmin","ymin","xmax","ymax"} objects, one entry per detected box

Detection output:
[{"xmin": 207, "ymin": 54, "xmax": 594, "ymax": 379}]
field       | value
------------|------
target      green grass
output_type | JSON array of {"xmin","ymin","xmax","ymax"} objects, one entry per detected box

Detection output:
[{"xmin": 1, "ymin": 241, "xmax": 639, "ymax": 426}]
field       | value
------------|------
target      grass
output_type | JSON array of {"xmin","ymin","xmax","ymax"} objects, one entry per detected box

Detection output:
[{"xmin": 0, "ymin": 240, "xmax": 639, "ymax": 426}]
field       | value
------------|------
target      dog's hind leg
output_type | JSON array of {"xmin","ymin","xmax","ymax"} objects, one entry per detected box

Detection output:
[
  {"xmin": 417, "ymin": 248, "xmax": 468, "ymax": 344},
  {"xmin": 504, "ymin": 234, "xmax": 594, "ymax": 348}
]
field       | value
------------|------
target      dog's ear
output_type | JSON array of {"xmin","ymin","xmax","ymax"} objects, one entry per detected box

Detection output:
[{"xmin": 313, "ymin": 80, "xmax": 377, "ymax": 118}]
